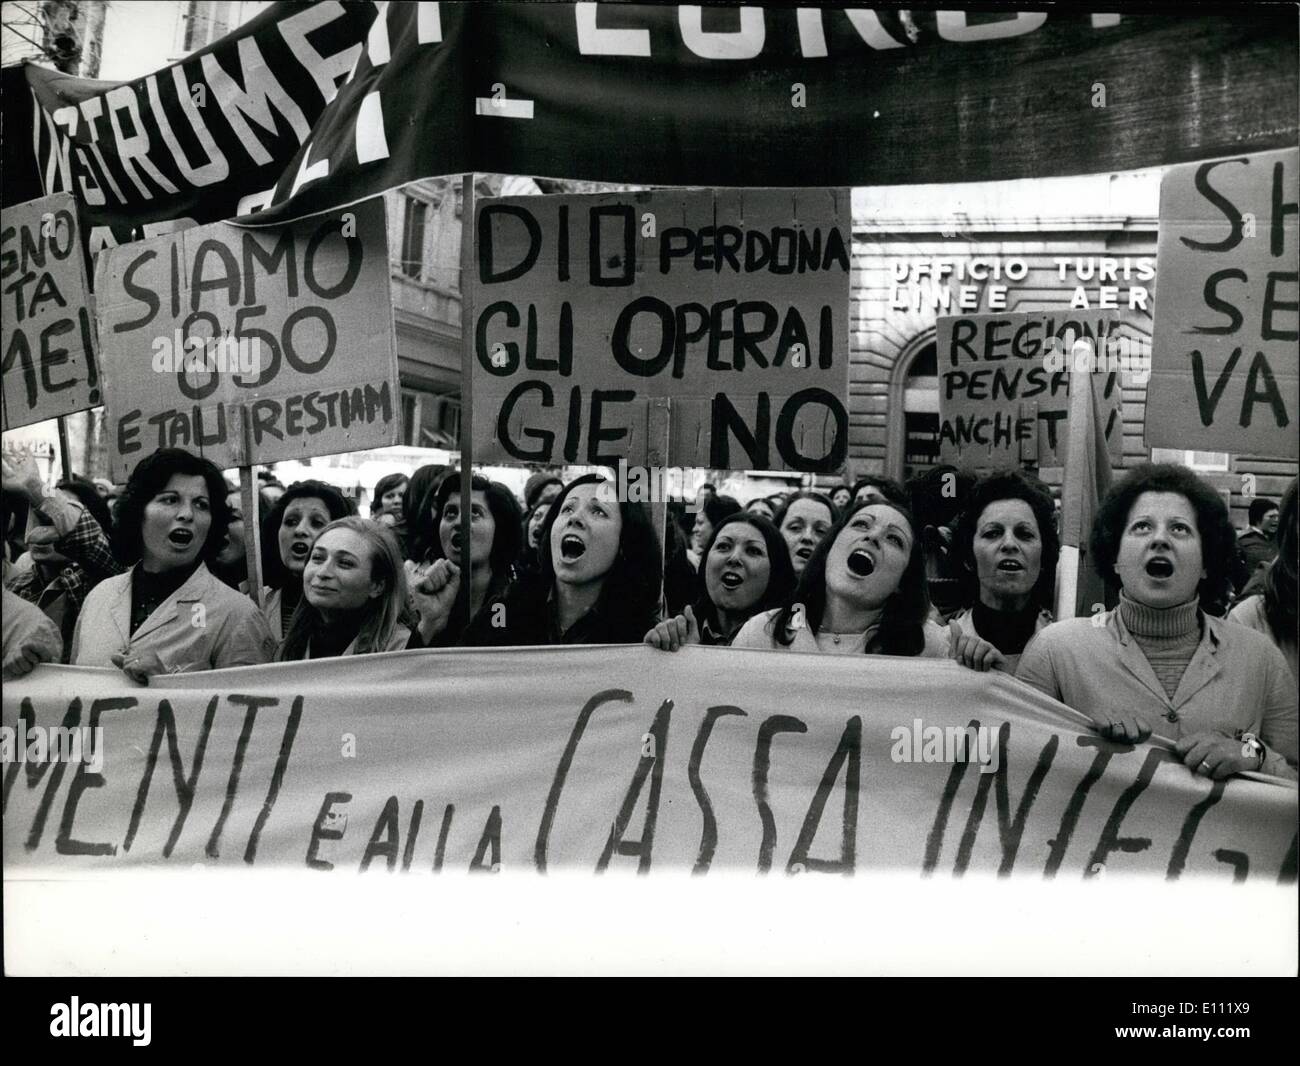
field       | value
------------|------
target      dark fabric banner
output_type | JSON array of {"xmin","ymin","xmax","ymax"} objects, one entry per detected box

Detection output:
[
  {"xmin": 13, "ymin": 4, "xmax": 1300, "ymax": 231},
  {"xmin": 10, "ymin": 1, "xmax": 378, "ymax": 237}
]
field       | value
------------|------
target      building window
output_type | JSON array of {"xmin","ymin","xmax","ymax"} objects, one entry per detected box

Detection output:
[
  {"xmin": 1149, "ymin": 448, "xmax": 1230, "ymax": 472},
  {"xmin": 401, "ymin": 197, "xmax": 427, "ymax": 279},
  {"xmin": 902, "ymin": 342, "xmax": 940, "ymax": 481},
  {"xmin": 400, "ymin": 390, "xmax": 420, "ymax": 446}
]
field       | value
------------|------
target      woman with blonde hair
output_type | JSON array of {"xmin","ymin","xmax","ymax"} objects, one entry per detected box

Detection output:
[{"xmin": 278, "ymin": 517, "xmax": 415, "ymax": 660}]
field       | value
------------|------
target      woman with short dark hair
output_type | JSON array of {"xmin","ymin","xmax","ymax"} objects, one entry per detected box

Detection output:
[
  {"xmin": 413, "ymin": 474, "xmax": 661, "ymax": 646},
  {"xmin": 732, "ymin": 499, "xmax": 948, "ymax": 656},
  {"xmin": 851, "ymin": 474, "xmax": 908, "ymax": 508},
  {"xmin": 71, "ymin": 448, "xmax": 276, "ymax": 680},
  {"xmin": 259, "ymin": 480, "xmax": 355, "ymax": 642},
  {"xmin": 946, "ymin": 469, "xmax": 1058, "ymax": 673},
  {"xmin": 646, "ymin": 513, "xmax": 796, "ymax": 649},
  {"xmin": 1017, "ymin": 463, "xmax": 1297, "ymax": 780}
]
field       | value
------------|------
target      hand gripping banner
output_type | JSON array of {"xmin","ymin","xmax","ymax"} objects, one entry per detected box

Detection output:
[{"xmin": 4, "ymin": 647, "xmax": 1296, "ymax": 879}]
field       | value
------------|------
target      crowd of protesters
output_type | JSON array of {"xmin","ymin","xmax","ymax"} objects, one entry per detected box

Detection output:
[{"xmin": 3, "ymin": 447, "xmax": 1295, "ymax": 780}]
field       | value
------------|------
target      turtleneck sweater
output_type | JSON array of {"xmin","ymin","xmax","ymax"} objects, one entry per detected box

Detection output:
[
  {"xmin": 1119, "ymin": 592, "xmax": 1201, "ymax": 699},
  {"xmin": 130, "ymin": 559, "xmax": 202, "ymax": 635},
  {"xmin": 971, "ymin": 600, "xmax": 1042, "ymax": 656}
]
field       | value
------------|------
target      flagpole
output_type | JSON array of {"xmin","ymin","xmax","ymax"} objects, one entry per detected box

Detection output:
[{"xmin": 456, "ymin": 173, "xmax": 476, "ymax": 633}]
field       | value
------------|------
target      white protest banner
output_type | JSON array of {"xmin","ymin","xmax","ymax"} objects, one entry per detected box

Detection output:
[
  {"xmin": 936, "ymin": 310, "xmax": 1129, "ymax": 468},
  {"xmin": 470, "ymin": 189, "xmax": 851, "ymax": 473},
  {"xmin": 1, "ymin": 193, "xmax": 100, "ymax": 431},
  {"xmin": 1148, "ymin": 148, "xmax": 1298, "ymax": 458},
  {"xmin": 4, "ymin": 648, "xmax": 1294, "ymax": 879},
  {"xmin": 93, "ymin": 199, "xmax": 397, "ymax": 480}
]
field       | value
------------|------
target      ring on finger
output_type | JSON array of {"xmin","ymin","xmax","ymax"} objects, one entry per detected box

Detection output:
[{"xmin": 1198, "ymin": 759, "xmax": 1212, "ymax": 774}]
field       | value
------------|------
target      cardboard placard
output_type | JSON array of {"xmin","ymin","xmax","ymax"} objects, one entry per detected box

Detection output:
[
  {"xmin": 470, "ymin": 189, "xmax": 851, "ymax": 473},
  {"xmin": 1148, "ymin": 148, "xmax": 1299, "ymax": 458},
  {"xmin": 936, "ymin": 310, "xmax": 1127, "ymax": 469},
  {"xmin": 1, "ymin": 193, "xmax": 100, "ymax": 431},
  {"xmin": 94, "ymin": 200, "xmax": 398, "ymax": 479}
]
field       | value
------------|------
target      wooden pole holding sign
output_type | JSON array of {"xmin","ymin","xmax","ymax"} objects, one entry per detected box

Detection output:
[
  {"xmin": 647, "ymin": 397, "xmax": 672, "ymax": 580},
  {"xmin": 56, "ymin": 417, "xmax": 73, "ymax": 479},
  {"xmin": 240, "ymin": 466, "xmax": 264, "ymax": 609},
  {"xmin": 457, "ymin": 174, "xmax": 477, "ymax": 633}
]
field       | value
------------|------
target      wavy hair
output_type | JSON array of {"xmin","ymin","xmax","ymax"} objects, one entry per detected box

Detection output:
[
  {"xmin": 771, "ymin": 499, "xmax": 931, "ymax": 656},
  {"xmin": 279, "ymin": 517, "xmax": 408, "ymax": 659},
  {"xmin": 952, "ymin": 468, "xmax": 1059, "ymax": 610},
  {"xmin": 694, "ymin": 513, "xmax": 797, "ymax": 631},
  {"xmin": 110, "ymin": 448, "xmax": 231, "ymax": 566},
  {"xmin": 259, "ymin": 480, "xmax": 355, "ymax": 588},
  {"xmin": 1091, "ymin": 463, "xmax": 1237, "ymax": 614},
  {"xmin": 533, "ymin": 473, "xmax": 662, "ymax": 638}
]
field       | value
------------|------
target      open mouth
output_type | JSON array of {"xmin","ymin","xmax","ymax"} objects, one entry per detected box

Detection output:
[
  {"xmin": 794, "ymin": 545, "xmax": 814, "ymax": 560},
  {"xmin": 1145, "ymin": 557, "xmax": 1174, "ymax": 578},
  {"xmin": 719, "ymin": 570, "xmax": 745, "ymax": 590},
  {"xmin": 847, "ymin": 548, "xmax": 875, "ymax": 577},
  {"xmin": 168, "ymin": 528, "xmax": 194, "ymax": 547},
  {"xmin": 996, "ymin": 559, "xmax": 1025, "ymax": 572},
  {"xmin": 290, "ymin": 541, "xmax": 311, "ymax": 559},
  {"xmin": 559, "ymin": 534, "xmax": 586, "ymax": 561}
]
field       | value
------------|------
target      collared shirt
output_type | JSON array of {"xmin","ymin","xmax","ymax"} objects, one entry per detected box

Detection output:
[
  {"xmin": 1015, "ymin": 606, "xmax": 1298, "ymax": 778},
  {"xmin": 731, "ymin": 607, "xmax": 950, "ymax": 657}
]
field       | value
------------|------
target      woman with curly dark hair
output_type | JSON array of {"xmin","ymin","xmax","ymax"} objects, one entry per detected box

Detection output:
[
  {"xmin": 259, "ymin": 480, "xmax": 355, "ymax": 642},
  {"xmin": 1017, "ymin": 463, "xmax": 1297, "ymax": 780},
  {"xmin": 731, "ymin": 498, "xmax": 949, "ymax": 656},
  {"xmin": 71, "ymin": 448, "xmax": 276, "ymax": 680},
  {"xmin": 411, "ymin": 474, "xmax": 661, "ymax": 645},
  {"xmin": 407, "ymin": 472, "xmax": 521, "ymax": 646},
  {"xmin": 645, "ymin": 513, "xmax": 797, "ymax": 649},
  {"xmin": 946, "ymin": 469, "xmax": 1059, "ymax": 673},
  {"xmin": 1230, "ymin": 477, "xmax": 1297, "ymax": 683}
]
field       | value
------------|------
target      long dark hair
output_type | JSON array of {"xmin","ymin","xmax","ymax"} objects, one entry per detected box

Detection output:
[
  {"xmin": 952, "ymin": 468, "xmax": 1059, "ymax": 610},
  {"xmin": 531, "ymin": 473, "xmax": 662, "ymax": 639},
  {"xmin": 694, "ymin": 513, "xmax": 796, "ymax": 632},
  {"xmin": 371, "ymin": 472, "xmax": 408, "ymax": 515},
  {"xmin": 259, "ymin": 480, "xmax": 355, "ymax": 589},
  {"xmin": 771, "ymin": 499, "xmax": 931, "ymax": 656},
  {"xmin": 428, "ymin": 472, "xmax": 522, "ymax": 596},
  {"xmin": 1263, "ymin": 478, "xmax": 1297, "ymax": 639},
  {"xmin": 1091, "ymin": 463, "xmax": 1236, "ymax": 614},
  {"xmin": 405, "ymin": 464, "xmax": 452, "ymax": 563},
  {"xmin": 111, "ymin": 448, "xmax": 231, "ymax": 566}
]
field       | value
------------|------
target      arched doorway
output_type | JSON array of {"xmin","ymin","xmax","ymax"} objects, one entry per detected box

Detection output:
[{"xmin": 887, "ymin": 332, "xmax": 941, "ymax": 482}]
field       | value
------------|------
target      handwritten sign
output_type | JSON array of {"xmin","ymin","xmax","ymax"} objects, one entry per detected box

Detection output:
[
  {"xmin": 470, "ymin": 189, "xmax": 850, "ymax": 473},
  {"xmin": 4, "ymin": 650, "xmax": 1295, "ymax": 878},
  {"xmin": 936, "ymin": 310, "xmax": 1127, "ymax": 468},
  {"xmin": 1148, "ymin": 148, "xmax": 1299, "ymax": 457},
  {"xmin": 1, "ymin": 193, "xmax": 99, "ymax": 430},
  {"xmin": 93, "ymin": 200, "xmax": 397, "ymax": 479}
]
